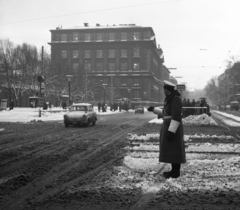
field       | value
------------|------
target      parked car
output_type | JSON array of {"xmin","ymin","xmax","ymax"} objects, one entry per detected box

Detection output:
[
  {"xmin": 64, "ymin": 103, "xmax": 97, "ymax": 127},
  {"xmin": 135, "ymin": 105, "xmax": 144, "ymax": 114},
  {"xmin": 230, "ymin": 101, "xmax": 239, "ymax": 111}
]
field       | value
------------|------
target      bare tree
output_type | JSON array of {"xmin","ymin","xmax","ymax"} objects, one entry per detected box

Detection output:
[{"xmin": 0, "ymin": 39, "xmax": 22, "ymax": 106}]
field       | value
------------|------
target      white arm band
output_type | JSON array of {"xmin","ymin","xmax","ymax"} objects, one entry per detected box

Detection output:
[
  {"xmin": 168, "ymin": 119, "xmax": 180, "ymax": 133},
  {"xmin": 153, "ymin": 107, "xmax": 162, "ymax": 115}
]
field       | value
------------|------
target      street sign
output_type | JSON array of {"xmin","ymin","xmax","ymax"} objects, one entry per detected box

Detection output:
[{"xmin": 177, "ymin": 84, "xmax": 186, "ymax": 91}]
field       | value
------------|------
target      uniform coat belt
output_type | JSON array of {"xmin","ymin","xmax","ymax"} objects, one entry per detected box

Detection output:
[{"xmin": 163, "ymin": 116, "xmax": 172, "ymax": 119}]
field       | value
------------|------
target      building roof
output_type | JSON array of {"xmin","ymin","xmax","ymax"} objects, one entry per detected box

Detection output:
[{"xmin": 50, "ymin": 24, "xmax": 154, "ymax": 34}]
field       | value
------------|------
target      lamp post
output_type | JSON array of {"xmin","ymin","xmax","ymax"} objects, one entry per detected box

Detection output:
[
  {"xmin": 102, "ymin": 84, "xmax": 107, "ymax": 105},
  {"xmin": 66, "ymin": 75, "xmax": 73, "ymax": 106}
]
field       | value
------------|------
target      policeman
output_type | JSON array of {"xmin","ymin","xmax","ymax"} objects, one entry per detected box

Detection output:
[{"xmin": 147, "ymin": 80, "xmax": 186, "ymax": 179}]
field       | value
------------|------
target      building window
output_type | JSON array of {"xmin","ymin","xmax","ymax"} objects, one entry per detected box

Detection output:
[
  {"xmin": 109, "ymin": 49, "xmax": 115, "ymax": 58},
  {"xmin": 133, "ymin": 47, "xmax": 140, "ymax": 57},
  {"xmin": 84, "ymin": 62, "xmax": 91, "ymax": 72},
  {"xmin": 84, "ymin": 50, "xmax": 91, "ymax": 58},
  {"xmin": 85, "ymin": 33, "xmax": 91, "ymax": 41},
  {"xmin": 72, "ymin": 50, "xmax": 78, "ymax": 58},
  {"xmin": 143, "ymin": 31, "xmax": 151, "ymax": 40},
  {"xmin": 73, "ymin": 63, "xmax": 79, "ymax": 73},
  {"xmin": 108, "ymin": 63, "xmax": 115, "ymax": 72},
  {"xmin": 73, "ymin": 32, "xmax": 79, "ymax": 41},
  {"xmin": 61, "ymin": 34, "xmax": 67, "ymax": 42},
  {"xmin": 61, "ymin": 50, "xmax": 67, "ymax": 58},
  {"xmin": 133, "ymin": 89, "xmax": 140, "ymax": 98},
  {"xmin": 96, "ymin": 50, "xmax": 103, "ymax": 58},
  {"xmin": 133, "ymin": 32, "xmax": 140, "ymax": 40},
  {"xmin": 133, "ymin": 78, "xmax": 140, "ymax": 85},
  {"xmin": 121, "ymin": 49, "xmax": 127, "ymax": 57},
  {"xmin": 121, "ymin": 32, "xmax": 127, "ymax": 41},
  {"xmin": 115, "ymin": 78, "xmax": 121, "ymax": 86},
  {"xmin": 97, "ymin": 33, "xmax": 102, "ymax": 41},
  {"xmin": 55, "ymin": 34, "xmax": 60, "ymax": 42},
  {"xmin": 120, "ymin": 62, "xmax": 127, "ymax": 71},
  {"xmin": 96, "ymin": 63, "xmax": 103, "ymax": 71},
  {"xmin": 109, "ymin": 32, "xmax": 115, "ymax": 41},
  {"xmin": 133, "ymin": 62, "xmax": 140, "ymax": 71}
]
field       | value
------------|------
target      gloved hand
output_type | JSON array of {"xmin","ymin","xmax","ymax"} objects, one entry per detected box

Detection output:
[
  {"xmin": 147, "ymin": 106, "xmax": 155, "ymax": 112},
  {"xmin": 167, "ymin": 131, "xmax": 175, "ymax": 141}
]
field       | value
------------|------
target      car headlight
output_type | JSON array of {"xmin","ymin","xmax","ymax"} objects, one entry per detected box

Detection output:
[{"xmin": 82, "ymin": 115, "xmax": 87, "ymax": 119}]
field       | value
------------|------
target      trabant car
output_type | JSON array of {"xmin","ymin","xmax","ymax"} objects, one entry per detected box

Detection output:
[
  {"xmin": 134, "ymin": 106, "xmax": 145, "ymax": 114},
  {"xmin": 64, "ymin": 103, "xmax": 97, "ymax": 127}
]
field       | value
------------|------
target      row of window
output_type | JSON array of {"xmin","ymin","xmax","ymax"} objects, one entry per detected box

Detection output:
[
  {"xmin": 54, "ymin": 31, "xmax": 151, "ymax": 42},
  {"xmin": 72, "ymin": 62, "xmax": 144, "ymax": 73},
  {"xmin": 61, "ymin": 48, "xmax": 140, "ymax": 59},
  {"xmin": 91, "ymin": 77, "xmax": 142, "ymax": 87}
]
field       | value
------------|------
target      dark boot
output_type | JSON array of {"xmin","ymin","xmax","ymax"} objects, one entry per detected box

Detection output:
[{"xmin": 164, "ymin": 164, "xmax": 181, "ymax": 179}]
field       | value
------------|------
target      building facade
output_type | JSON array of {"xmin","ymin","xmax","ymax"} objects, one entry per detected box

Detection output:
[{"xmin": 49, "ymin": 24, "xmax": 167, "ymax": 105}]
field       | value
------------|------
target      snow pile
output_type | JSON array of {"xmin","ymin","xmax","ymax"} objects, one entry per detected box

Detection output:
[
  {"xmin": 182, "ymin": 114, "xmax": 218, "ymax": 126},
  {"xmin": 126, "ymin": 133, "xmax": 235, "ymax": 143},
  {"xmin": 149, "ymin": 114, "xmax": 218, "ymax": 126},
  {"xmin": 185, "ymin": 134, "xmax": 235, "ymax": 141},
  {"xmin": 126, "ymin": 133, "xmax": 159, "ymax": 141}
]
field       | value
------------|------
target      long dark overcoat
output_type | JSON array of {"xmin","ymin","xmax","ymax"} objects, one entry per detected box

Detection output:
[{"xmin": 159, "ymin": 92, "xmax": 186, "ymax": 164}]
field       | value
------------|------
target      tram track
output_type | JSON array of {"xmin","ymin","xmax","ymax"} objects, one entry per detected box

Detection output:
[{"xmin": 211, "ymin": 113, "xmax": 240, "ymax": 141}]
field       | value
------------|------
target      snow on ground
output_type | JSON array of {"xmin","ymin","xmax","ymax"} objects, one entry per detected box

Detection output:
[
  {"xmin": 211, "ymin": 110, "xmax": 240, "ymax": 127},
  {"xmin": 212, "ymin": 110, "xmax": 240, "ymax": 122},
  {"xmin": 0, "ymin": 106, "xmax": 131, "ymax": 122}
]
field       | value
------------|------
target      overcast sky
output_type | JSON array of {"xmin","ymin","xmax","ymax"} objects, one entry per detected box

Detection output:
[{"xmin": 1, "ymin": 0, "xmax": 240, "ymax": 90}]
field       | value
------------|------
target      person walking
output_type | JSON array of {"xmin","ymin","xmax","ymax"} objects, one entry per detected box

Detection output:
[
  {"xmin": 9, "ymin": 100, "xmax": 14, "ymax": 110},
  {"xmin": 97, "ymin": 102, "xmax": 101, "ymax": 112},
  {"xmin": 147, "ymin": 80, "xmax": 186, "ymax": 179}
]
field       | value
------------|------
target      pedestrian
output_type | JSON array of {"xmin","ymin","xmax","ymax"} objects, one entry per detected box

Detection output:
[
  {"xmin": 191, "ymin": 99, "xmax": 196, "ymax": 115},
  {"xmin": 98, "ymin": 102, "xmax": 101, "ymax": 112},
  {"xmin": 119, "ymin": 102, "xmax": 122, "ymax": 112},
  {"xmin": 147, "ymin": 80, "xmax": 186, "ymax": 179},
  {"xmin": 9, "ymin": 100, "xmax": 14, "ymax": 110}
]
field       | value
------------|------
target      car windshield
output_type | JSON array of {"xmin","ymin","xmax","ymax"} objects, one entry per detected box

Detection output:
[{"xmin": 71, "ymin": 106, "xmax": 87, "ymax": 111}]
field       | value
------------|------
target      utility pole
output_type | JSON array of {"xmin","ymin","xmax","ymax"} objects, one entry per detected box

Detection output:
[{"xmin": 111, "ymin": 71, "xmax": 113, "ymax": 105}]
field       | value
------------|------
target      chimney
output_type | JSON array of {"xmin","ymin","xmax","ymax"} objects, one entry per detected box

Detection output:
[{"xmin": 84, "ymin": 23, "xmax": 89, "ymax": 27}]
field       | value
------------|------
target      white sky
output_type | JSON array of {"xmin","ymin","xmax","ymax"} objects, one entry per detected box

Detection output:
[{"xmin": 1, "ymin": 0, "xmax": 240, "ymax": 90}]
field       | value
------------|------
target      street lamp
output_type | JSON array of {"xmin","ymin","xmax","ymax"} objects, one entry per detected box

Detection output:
[
  {"xmin": 66, "ymin": 75, "xmax": 73, "ymax": 106},
  {"xmin": 102, "ymin": 84, "xmax": 107, "ymax": 105}
]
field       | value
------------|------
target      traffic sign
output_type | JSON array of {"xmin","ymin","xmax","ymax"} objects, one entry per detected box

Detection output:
[{"xmin": 177, "ymin": 84, "xmax": 186, "ymax": 91}]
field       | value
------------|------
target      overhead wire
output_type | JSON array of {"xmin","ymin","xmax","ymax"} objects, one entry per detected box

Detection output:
[{"xmin": 0, "ymin": 0, "xmax": 183, "ymax": 25}]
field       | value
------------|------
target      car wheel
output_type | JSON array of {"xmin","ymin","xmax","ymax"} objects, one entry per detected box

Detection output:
[
  {"xmin": 92, "ymin": 117, "xmax": 96, "ymax": 126},
  {"xmin": 86, "ymin": 119, "xmax": 91, "ymax": 127},
  {"xmin": 65, "ymin": 123, "xmax": 69, "ymax": 128}
]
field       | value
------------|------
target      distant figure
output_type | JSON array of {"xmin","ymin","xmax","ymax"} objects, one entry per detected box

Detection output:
[
  {"xmin": 97, "ymin": 102, "xmax": 101, "ymax": 112},
  {"xmin": 191, "ymin": 99, "xmax": 196, "ymax": 115},
  {"xmin": 9, "ymin": 100, "xmax": 14, "ymax": 110},
  {"xmin": 62, "ymin": 101, "xmax": 67, "ymax": 109},
  {"xmin": 119, "ymin": 102, "xmax": 122, "ymax": 112},
  {"xmin": 102, "ymin": 102, "xmax": 105, "ymax": 112}
]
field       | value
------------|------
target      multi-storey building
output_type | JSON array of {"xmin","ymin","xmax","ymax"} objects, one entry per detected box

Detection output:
[{"xmin": 48, "ymin": 23, "xmax": 168, "ymax": 105}]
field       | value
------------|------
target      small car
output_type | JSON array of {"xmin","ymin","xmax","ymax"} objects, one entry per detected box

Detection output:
[
  {"xmin": 64, "ymin": 103, "xmax": 97, "ymax": 127},
  {"xmin": 230, "ymin": 101, "xmax": 239, "ymax": 111},
  {"xmin": 135, "ymin": 106, "xmax": 144, "ymax": 114}
]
